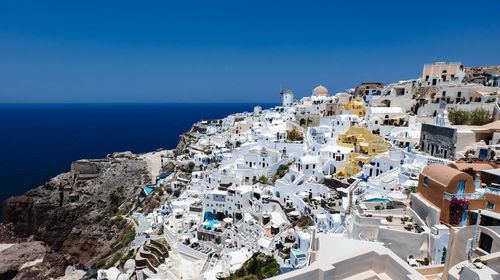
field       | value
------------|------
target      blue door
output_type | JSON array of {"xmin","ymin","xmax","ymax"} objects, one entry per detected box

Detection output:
[
  {"xmin": 457, "ymin": 180, "xmax": 466, "ymax": 196},
  {"xmin": 460, "ymin": 206, "xmax": 468, "ymax": 227},
  {"xmin": 479, "ymin": 149, "xmax": 488, "ymax": 159}
]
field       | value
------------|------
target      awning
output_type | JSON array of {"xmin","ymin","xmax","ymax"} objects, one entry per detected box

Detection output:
[
  {"xmin": 470, "ymin": 209, "xmax": 500, "ymax": 221},
  {"xmin": 390, "ymin": 115, "xmax": 406, "ymax": 120}
]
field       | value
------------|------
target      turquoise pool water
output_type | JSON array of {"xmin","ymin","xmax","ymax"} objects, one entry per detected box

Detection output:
[
  {"xmin": 363, "ymin": 198, "xmax": 392, "ymax": 204},
  {"xmin": 204, "ymin": 212, "xmax": 220, "ymax": 229}
]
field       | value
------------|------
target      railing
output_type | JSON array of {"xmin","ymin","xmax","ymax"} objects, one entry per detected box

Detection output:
[
  {"xmin": 444, "ymin": 192, "xmax": 485, "ymax": 200},
  {"xmin": 485, "ymin": 186, "xmax": 500, "ymax": 196}
]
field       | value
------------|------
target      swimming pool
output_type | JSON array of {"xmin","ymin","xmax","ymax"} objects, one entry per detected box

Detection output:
[
  {"xmin": 362, "ymin": 198, "xmax": 392, "ymax": 204},
  {"xmin": 204, "ymin": 212, "xmax": 220, "ymax": 229}
]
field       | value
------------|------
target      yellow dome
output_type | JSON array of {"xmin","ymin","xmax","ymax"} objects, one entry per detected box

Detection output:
[{"xmin": 312, "ymin": 85, "xmax": 329, "ymax": 97}]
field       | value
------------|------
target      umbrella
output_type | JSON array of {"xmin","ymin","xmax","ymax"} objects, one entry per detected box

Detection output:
[
  {"xmin": 223, "ymin": 218, "xmax": 233, "ymax": 223},
  {"xmin": 213, "ymin": 223, "xmax": 221, "ymax": 228},
  {"xmin": 202, "ymin": 221, "xmax": 210, "ymax": 226}
]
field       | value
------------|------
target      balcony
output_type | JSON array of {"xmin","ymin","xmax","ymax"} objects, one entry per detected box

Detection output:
[
  {"xmin": 444, "ymin": 192, "xmax": 485, "ymax": 200},
  {"xmin": 485, "ymin": 186, "xmax": 500, "ymax": 196}
]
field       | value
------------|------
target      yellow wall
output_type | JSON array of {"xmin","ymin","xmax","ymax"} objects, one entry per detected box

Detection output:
[
  {"xmin": 342, "ymin": 97, "xmax": 366, "ymax": 118},
  {"xmin": 336, "ymin": 126, "xmax": 390, "ymax": 178}
]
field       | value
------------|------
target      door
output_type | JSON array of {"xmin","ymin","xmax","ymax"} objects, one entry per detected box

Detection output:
[
  {"xmin": 479, "ymin": 149, "xmax": 488, "ymax": 159},
  {"xmin": 460, "ymin": 206, "xmax": 468, "ymax": 227}
]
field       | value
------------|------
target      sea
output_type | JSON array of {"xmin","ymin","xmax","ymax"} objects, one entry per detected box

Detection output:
[{"xmin": 0, "ymin": 103, "xmax": 277, "ymax": 218}]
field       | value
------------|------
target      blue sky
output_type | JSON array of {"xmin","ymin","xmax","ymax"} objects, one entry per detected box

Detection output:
[{"xmin": 1, "ymin": 0, "xmax": 499, "ymax": 103}]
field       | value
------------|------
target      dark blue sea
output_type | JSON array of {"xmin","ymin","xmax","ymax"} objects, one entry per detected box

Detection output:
[{"xmin": 0, "ymin": 103, "xmax": 277, "ymax": 218}]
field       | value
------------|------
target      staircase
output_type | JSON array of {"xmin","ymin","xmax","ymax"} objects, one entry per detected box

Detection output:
[{"xmin": 345, "ymin": 179, "xmax": 361, "ymax": 214}]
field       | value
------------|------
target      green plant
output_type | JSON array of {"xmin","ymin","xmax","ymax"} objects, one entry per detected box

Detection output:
[
  {"xmin": 105, "ymin": 252, "xmax": 123, "ymax": 269},
  {"xmin": 404, "ymin": 186, "xmax": 417, "ymax": 198},
  {"xmin": 173, "ymin": 188, "xmax": 181, "ymax": 197},
  {"xmin": 94, "ymin": 259, "xmax": 107, "ymax": 268},
  {"xmin": 474, "ymin": 258, "xmax": 488, "ymax": 265},
  {"xmin": 229, "ymin": 253, "xmax": 280, "ymax": 279},
  {"xmin": 448, "ymin": 108, "xmax": 493, "ymax": 125},
  {"xmin": 120, "ymin": 224, "xmax": 136, "ymax": 247},
  {"xmin": 485, "ymin": 98, "xmax": 496, "ymax": 103},
  {"xmin": 275, "ymin": 164, "xmax": 290, "ymax": 180},
  {"xmin": 258, "ymin": 175, "xmax": 268, "ymax": 184},
  {"xmin": 297, "ymin": 218, "xmax": 314, "ymax": 229},
  {"xmin": 106, "ymin": 193, "xmax": 122, "ymax": 214}
]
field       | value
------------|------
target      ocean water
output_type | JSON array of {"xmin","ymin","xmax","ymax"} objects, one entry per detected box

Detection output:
[{"xmin": 0, "ymin": 103, "xmax": 277, "ymax": 217}]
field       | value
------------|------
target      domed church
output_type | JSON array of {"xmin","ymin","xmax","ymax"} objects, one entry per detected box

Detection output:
[{"xmin": 311, "ymin": 85, "xmax": 329, "ymax": 97}]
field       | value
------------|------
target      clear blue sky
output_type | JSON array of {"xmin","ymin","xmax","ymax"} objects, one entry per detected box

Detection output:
[{"xmin": 1, "ymin": 0, "xmax": 499, "ymax": 103}]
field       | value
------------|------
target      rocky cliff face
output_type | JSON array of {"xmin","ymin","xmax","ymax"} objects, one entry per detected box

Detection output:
[
  {"xmin": 174, "ymin": 122, "xmax": 203, "ymax": 156},
  {"xmin": 0, "ymin": 152, "xmax": 150, "ymax": 279}
]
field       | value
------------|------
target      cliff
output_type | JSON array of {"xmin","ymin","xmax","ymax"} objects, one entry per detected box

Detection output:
[{"xmin": 0, "ymin": 152, "xmax": 151, "ymax": 279}]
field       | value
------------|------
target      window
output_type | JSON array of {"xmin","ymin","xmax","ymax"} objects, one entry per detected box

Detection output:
[
  {"xmin": 424, "ymin": 177, "xmax": 429, "ymax": 185},
  {"xmin": 442, "ymin": 91, "xmax": 446, "ymax": 97},
  {"xmin": 487, "ymin": 202, "xmax": 495, "ymax": 210},
  {"xmin": 457, "ymin": 91, "xmax": 461, "ymax": 98}
]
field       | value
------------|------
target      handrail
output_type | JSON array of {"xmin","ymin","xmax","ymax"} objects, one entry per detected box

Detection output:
[
  {"xmin": 443, "ymin": 192, "xmax": 485, "ymax": 200},
  {"xmin": 485, "ymin": 186, "xmax": 500, "ymax": 196}
]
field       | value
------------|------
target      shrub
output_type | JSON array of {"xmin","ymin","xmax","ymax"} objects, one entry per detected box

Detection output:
[
  {"xmin": 287, "ymin": 127, "xmax": 303, "ymax": 141},
  {"xmin": 94, "ymin": 259, "xmax": 107, "ymax": 268},
  {"xmin": 258, "ymin": 175, "xmax": 268, "ymax": 184},
  {"xmin": 448, "ymin": 108, "xmax": 493, "ymax": 125},
  {"xmin": 474, "ymin": 258, "xmax": 488, "ymax": 265},
  {"xmin": 173, "ymin": 188, "xmax": 181, "ymax": 197},
  {"xmin": 297, "ymin": 218, "xmax": 315, "ymax": 229},
  {"xmin": 121, "ymin": 224, "xmax": 136, "ymax": 247},
  {"xmin": 105, "ymin": 252, "xmax": 123, "ymax": 269},
  {"xmin": 404, "ymin": 186, "xmax": 417, "ymax": 198},
  {"xmin": 275, "ymin": 164, "xmax": 290, "ymax": 179},
  {"xmin": 424, "ymin": 257, "xmax": 430, "ymax": 265}
]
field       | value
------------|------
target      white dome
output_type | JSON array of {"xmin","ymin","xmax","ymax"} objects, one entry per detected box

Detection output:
[{"xmin": 312, "ymin": 85, "xmax": 329, "ymax": 97}]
